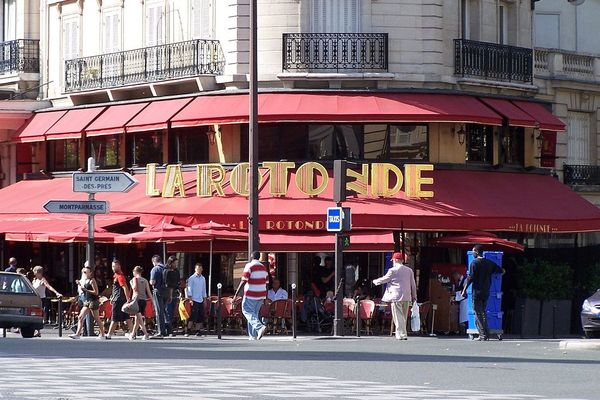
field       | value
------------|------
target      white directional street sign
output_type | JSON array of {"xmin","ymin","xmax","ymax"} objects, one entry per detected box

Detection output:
[
  {"xmin": 72, "ymin": 171, "xmax": 138, "ymax": 193},
  {"xmin": 43, "ymin": 200, "xmax": 110, "ymax": 215}
]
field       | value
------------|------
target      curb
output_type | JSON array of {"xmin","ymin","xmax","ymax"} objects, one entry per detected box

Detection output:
[{"xmin": 559, "ymin": 339, "xmax": 600, "ymax": 351}]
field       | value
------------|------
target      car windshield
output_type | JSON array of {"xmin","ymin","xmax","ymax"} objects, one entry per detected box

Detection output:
[{"xmin": 0, "ymin": 275, "xmax": 34, "ymax": 294}]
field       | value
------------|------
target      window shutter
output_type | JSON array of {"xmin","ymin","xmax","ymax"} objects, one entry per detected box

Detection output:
[
  {"xmin": 63, "ymin": 18, "xmax": 79, "ymax": 60},
  {"xmin": 192, "ymin": 0, "xmax": 211, "ymax": 39},
  {"xmin": 311, "ymin": 0, "xmax": 359, "ymax": 33},
  {"xmin": 146, "ymin": 3, "xmax": 164, "ymax": 46},
  {"xmin": 103, "ymin": 12, "xmax": 120, "ymax": 53},
  {"xmin": 567, "ymin": 112, "xmax": 591, "ymax": 165}
]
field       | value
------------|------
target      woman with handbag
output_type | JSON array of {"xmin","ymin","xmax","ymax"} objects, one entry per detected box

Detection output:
[
  {"xmin": 129, "ymin": 266, "xmax": 152, "ymax": 340},
  {"xmin": 70, "ymin": 267, "xmax": 106, "ymax": 339}
]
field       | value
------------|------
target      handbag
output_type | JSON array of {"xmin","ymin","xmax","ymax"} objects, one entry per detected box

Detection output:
[
  {"xmin": 410, "ymin": 301, "xmax": 421, "ymax": 332},
  {"xmin": 121, "ymin": 298, "xmax": 139, "ymax": 315}
]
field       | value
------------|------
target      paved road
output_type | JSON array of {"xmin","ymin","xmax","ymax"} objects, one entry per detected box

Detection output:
[{"xmin": 0, "ymin": 331, "xmax": 598, "ymax": 400}]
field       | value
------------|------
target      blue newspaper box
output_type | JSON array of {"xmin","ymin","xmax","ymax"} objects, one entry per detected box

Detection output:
[{"xmin": 466, "ymin": 251, "xmax": 503, "ymax": 339}]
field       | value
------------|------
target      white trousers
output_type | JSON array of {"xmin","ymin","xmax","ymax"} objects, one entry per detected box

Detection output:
[{"xmin": 391, "ymin": 301, "xmax": 411, "ymax": 339}]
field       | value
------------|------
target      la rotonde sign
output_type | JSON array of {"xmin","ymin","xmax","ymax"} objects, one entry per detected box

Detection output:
[{"xmin": 145, "ymin": 162, "xmax": 435, "ymax": 199}]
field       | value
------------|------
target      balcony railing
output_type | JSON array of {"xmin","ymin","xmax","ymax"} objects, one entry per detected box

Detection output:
[
  {"xmin": 454, "ymin": 39, "xmax": 532, "ymax": 83},
  {"xmin": 282, "ymin": 33, "xmax": 388, "ymax": 72},
  {"xmin": 64, "ymin": 39, "xmax": 225, "ymax": 93},
  {"xmin": 0, "ymin": 39, "xmax": 39, "ymax": 74},
  {"xmin": 535, "ymin": 47, "xmax": 599, "ymax": 82},
  {"xmin": 563, "ymin": 164, "xmax": 600, "ymax": 186}
]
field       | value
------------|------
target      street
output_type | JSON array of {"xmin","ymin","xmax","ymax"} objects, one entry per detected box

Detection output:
[{"xmin": 0, "ymin": 331, "xmax": 598, "ymax": 400}]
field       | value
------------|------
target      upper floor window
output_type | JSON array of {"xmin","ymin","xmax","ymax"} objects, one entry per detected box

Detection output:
[
  {"xmin": 191, "ymin": 0, "xmax": 212, "ymax": 39},
  {"xmin": 48, "ymin": 139, "xmax": 80, "ymax": 171},
  {"xmin": 499, "ymin": 127, "xmax": 524, "ymax": 166},
  {"xmin": 126, "ymin": 132, "xmax": 163, "ymax": 167},
  {"xmin": 169, "ymin": 127, "xmax": 209, "ymax": 164},
  {"xmin": 88, "ymin": 135, "xmax": 120, "ymax": 169},
  {"xmin": 62, "ymin": 15, "xmax": 80, "ymax": 60},
  {"xmin": 311, "ymin": 0, "xmax": 360, "ymax": 33},
  {"xmin": 146, "ymin": 1, "xmax": 164, "ymax": 46},
  {"xmin": 465, "ymin": 124, "xmax": 493, "ymax": 164},
  {"xmin": 460, "ymin": 0, "xmax": 471, "ymax": 40},
  {"xmin": 102, "ymin": 9, "xmax": 121, "ymax": 53},
  {"xmin": 498, "ymin": 3, "xmax": 508, "ymax": 45},
  {"xmin": 3, "ymin": 0, "xmax": 16, "ymax": 41}
]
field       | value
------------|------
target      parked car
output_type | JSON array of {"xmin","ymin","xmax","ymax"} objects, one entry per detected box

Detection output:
[
  {"xmin": 581, "ymin": 289, "xmax": 600, "ymax": 338},
  {"xmin": 0, "ymin": 272, "xmax": 44, "ymax": 338}
]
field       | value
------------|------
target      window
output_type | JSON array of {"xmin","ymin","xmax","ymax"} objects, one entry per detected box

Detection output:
[
  {"xmin": 499, "ymin": 127, "xmax": 524, "ymax": 166},
  {"xmin": 48, "ymin": 139, "xmax": 80, "ymax": 171},
  {"xmin": 62, "ymin": 16, "xmax": 80, "ymax": 60},
  {"xmin": 146, "ymin": 1, "xmax": 164, "ymax": 46},
  {"xmin": 88, "ymin": 136, "xmax": 120, "ymax": 169},
  {"xmin": 169, "ymin": 127, "xmax": 209, "ymax": 164},
  {"xmin": 460, "ymin": 0, "xmax": 470, "ymax": 40},
  {"xmin": 498, "ymin": 4, "xmax": 508, "ymax": 45},
  {"xmin": 103, "ymin": 9, "xmax": 120, "ymax": 53},
  {"xmin": 308, "ymin": 125, "xmax": 361, "ymax": 160},
  {"xmin": 311, "ymin": 0, "xmax": 360, "ymax": 33},
  {"xmin": 535, "ymin": 14, "xmax": 560, "ymax": 49},
  {"xmin": 465, "ymin": 124, "xmax": 493, "ymax": 163},
  {"xmin": 389, "ymin": 125, "xmax": 428, "ymax": 160},
  {"xmin": 192, "ymin": 0, "xmax": 212, "ymax": 39},
  {"xmin": 566, "ymin": 111, "xmax": 591, "ymax": 165},
  {"xmin": 126, "ymin": 132, "xmax": 163, "ymax": 167},
  {"xmin": 3, "ymin": 0, "xmax": 16, "ymax": 41}
]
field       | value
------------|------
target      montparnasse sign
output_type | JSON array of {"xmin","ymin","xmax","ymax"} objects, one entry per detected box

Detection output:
[{"xmin": 145, "ymin": 162, "xmax": 435, "ymax": 199}]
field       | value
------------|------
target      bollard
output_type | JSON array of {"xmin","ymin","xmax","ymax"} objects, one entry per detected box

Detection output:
[
  {"xmin": 355, "ymin": 297, "xmax": 361, "ymax": 337},
  {"xmin": 217, "ymin": 283, "xmax": 222, "ymax": 340},
  {"xmin": 291, "ymin": 283, "xmax": 297, "ymax": 339},
  {"xmin": 520, "ymin": 304, "xmax": 525, "ymax": 339},
  {"xmin": 57, "ymin": 297, "xmax": 63, "ymax": 338},
  {"xmin": 552, "ymin": 305, "xmax": 557, "ymax": 339}
]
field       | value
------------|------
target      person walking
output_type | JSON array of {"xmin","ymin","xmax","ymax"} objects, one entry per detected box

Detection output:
[
  {"xmin": 372, "ymin": 252, "xmax": 417, "ymax": 340},
  {"xmin": 70, "ymin": 267, "xmax": 106, "ymax": 339},
  {"xmin": 130, "ymin": 266, "xmax": 152, "ymax": 340},
  {"xmin": 185, "ymin": 263, "xmax": 208, "ymax": 337},
  {"xmin": 149, "ymin": 255, "xmax": 168, "ymax": 338},
  {"xmin": 32, "ymin": 265, "xmax": 63, "ymax": 324},
  {"xmin": 106, "ymin": 260, "xmax": 133, "ymax": 339},
  {"xmin": 164, "ymin": 256, "xmax": 180, "ymax": 337},
  {"xmin": 461, "ymin": 245, "xmax": 504, "ymax": 341},
  {"xmin": 234, "ymin": 251, "xmax": 268, "ymax": 340}
]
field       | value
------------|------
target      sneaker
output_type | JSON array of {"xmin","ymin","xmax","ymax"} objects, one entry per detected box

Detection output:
[
  {"xmin": 195, "ymin": 331, "xmax": 203, "ymax": 337},
  {"xmin": 184, "ymin": 333, "xmax": 190, "ymax": 337},
  {"xmin": 97, "ymin": 335, "xmax": 106, "ymax": 340},
  {"xmin": 142, "ymin": 335, "xmax": 149, "ymax": 341},
  {"xmin": 125, "ymin": 333, "xmax": 131, "ymax": 339},
  {"xmin": 105, "ymin": 335, "xmax": 112, "ymax": 340},
  {"xmin": 129, "ymin": 335, "xmax": 136, "ymax": 341},
  {"xmin": 256, "ymin": 325, "xmax": 267, "ymax": 340},
  {"xmin": 69, "ymin": 334, "xmax": 81, "ymax": 340},
  {"xmin": 249, "ymin": 336, "xmax": 257, "ymax": 341}
]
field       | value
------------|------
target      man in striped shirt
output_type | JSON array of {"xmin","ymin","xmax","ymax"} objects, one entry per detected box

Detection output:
[{"xmin": 234, "ymin": 251, "xmax": 268, "ymax": 340}]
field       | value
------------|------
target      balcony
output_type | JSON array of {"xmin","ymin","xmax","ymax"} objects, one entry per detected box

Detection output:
[
  {"xmin": 64, "ymin": 39, "xmax": 225, "ymax": 93},
  {"xmin": 0, "ymin": 39, "xmax": 39, "ymax": 75},
  {"xmin": 535, "ymin": 48, "xmax": 600, "ymax": 83},
  {"xmin": 454, "ymin": 39, "xmax": 533, "ymax": 83},
  {"xmin": 282, "ymin": 33, "xmax": 388, "ymax": 72},
  {"xmin": 563, "ymin": 164, "xmax": 600, "ymax": 186}
]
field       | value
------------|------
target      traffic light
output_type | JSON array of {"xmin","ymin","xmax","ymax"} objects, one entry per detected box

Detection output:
[{"xmin": 333, "ymin": 160, "xmax": 367, "ymax": 203}]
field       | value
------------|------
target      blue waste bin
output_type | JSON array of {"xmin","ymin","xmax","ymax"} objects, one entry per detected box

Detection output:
[{"xmin": 465, "ymin": 251, "xmax": 504, "ymax": 340}]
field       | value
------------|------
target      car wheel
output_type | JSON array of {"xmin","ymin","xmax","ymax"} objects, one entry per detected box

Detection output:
[
  {"xmin": 584, "ymin": 330, "xmax": 600, "ymax": 339},
  {"xmin": 20, "ymin": 327, "xmax": 35, "ymax": 338}
]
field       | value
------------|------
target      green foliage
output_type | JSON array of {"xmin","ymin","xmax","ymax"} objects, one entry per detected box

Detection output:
[
  {"xmin": 517, "ymin": 259, "xmax": 573, "ymax": 300},
  {"xmin": 582, "ymin": 263, "xmax": 600, "ymax": 297}
]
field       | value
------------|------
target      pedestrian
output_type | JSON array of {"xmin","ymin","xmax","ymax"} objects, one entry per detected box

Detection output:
[
  {"xmin": 149, "ymin": 255, "xmax": 168, "ymax": 338},
  {"xmin": 32, "ymin": 265, "xmax": 63, "ymax": 324},
  {"xmin": 233, "ymin": 251, "xmax": 268, "ymax": 340},
  {"xmin": 461, "ymin": 245, "xmax": 504, "ymax": 341},
  {"xmin": 164, "ymin": 256, "xmax": 180, "ymax": 337},
  {"xmin": 372, "ymin": 252, "xmax": 417, "ymax": 340},
  {"xmin": 451, "ymin": 271, "xmax": 468, "ymax": 334},
  {"xmin": 130, "ymin": 266, "xmax": 152, "ymax": 340},
  {"xmin": 70, "ymin": 267, "xmax": 106, "ymax": 339},
  {"xmin": 185, "ymin": 263, "xmax": 208, "ymax": 337},
  {"xmin": 106, "ymin": 260, "xmax": 133, "ymax": 340},
  {"xmin": 4, "ymin": 257, "xmax": 17, "ymax": 272}
]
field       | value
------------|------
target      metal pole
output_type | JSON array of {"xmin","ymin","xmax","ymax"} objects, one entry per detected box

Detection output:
[
  {"xmin": 208, "ymin": 241, "xmax": 213, "ymax": 297},
  {"xmin": 334, "ymin": 230, "xmax": 343, "ymax": 336},
  {"xmin": 552, "ymin": 304, "xmax": 556, "ymax": 339},
  {"xmin": 291, "ymin": 283, "xmax": 297, "ymax": 339},
  {"xmin": 248, "ymin": 0, "xmax": 259, "ymax": 257},
  {"xmin": 217, "ymin": 283, "xmax": 222, "ymax": 340},
  {"xmin": 521, "ymin": 304, "xmax": 525, "ymax": 339},
  {"xmin": 86, "ymin": 158, "xmax": 96, "ymax": 271},
  {"xmin": 355, "ymin": 297, "xmax": 361, "ymax": 337},
  {"xmin": 58, "ymin": 298, "xmax": 63, "ymax": 338}
]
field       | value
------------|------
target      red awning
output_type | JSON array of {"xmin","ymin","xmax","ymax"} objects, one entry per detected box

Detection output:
[
  {"xmin": 125, "ymin": 98, "xmax": 192, "ymax": 133},
  {"xmin": 478, "ymin": 98, "xmax": 537, "ymax": 127},
  {"xmin": 430, "ymin": 231, "xmax": 525, "ymax": 253},
  {"xmin": 0, "ymin": 111, "xmax": 32, "ymax": 131},
  {"xmin": 44, "ymin": 107, "xmax": 106, "ymax": 140},
  {"xmin": 13, "ymin": 110, "xmax": 67, "ymax": 143},
  {"xmin": 512, "ymin": 101, "xmax": 565, "ymax": 131},
  {"xmin": 1, "ymin": 169, "xmax": 599, "ymax": 235},
  {"xmin": 85, "ymin": 102, "xmax": 149, "ymax": 137},
  {"xmin": 171, "ymin": 92, "xmax": 503, "ymax": 128}
]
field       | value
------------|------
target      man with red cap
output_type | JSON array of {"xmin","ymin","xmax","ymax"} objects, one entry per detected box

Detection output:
[{"xmin": 372, "ymin": 252, "xmax": 417, "ymax": 340}]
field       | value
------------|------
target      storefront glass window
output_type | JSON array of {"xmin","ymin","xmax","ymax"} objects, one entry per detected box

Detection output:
[
  {"xmin": 169, "ymin": 127, "xmax": 209, "ymax": 164},
  {"xmin": 363, "ymin": 124, "xmax": 428, "ymax": 160},
  {"xmin": 307, "ymin": 125, "xmax": 362, "ymax": 160},
  {"xmin": 500, "ymin": 127, "xmax": 524, "ymax": 166},
  {"xmin": 88, "ymin": 136, "xmax": 120, "ymax": 169},
  {"xmin": 48, "ymin": 139, "xmax": 80, "ymax": 171},
  {"xmin": 465, "ymin": 124, "xmax": 493, "ymax": 163},
  {"xmin": 126, "ymin": 132, "xmax": 163, "ymax": 167}
]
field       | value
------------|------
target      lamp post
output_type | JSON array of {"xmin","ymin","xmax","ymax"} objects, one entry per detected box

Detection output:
[{"xmin": 248, "ymin": 0, "xmax": 259, "ymax": 256}]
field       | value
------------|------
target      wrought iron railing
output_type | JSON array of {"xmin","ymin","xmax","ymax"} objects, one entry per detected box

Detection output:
[
  {"xmin": 282, "ymin": 33, "xmax": 388, "ymax": 72},
  {"xmin": 0, "ymin": 39, "xmax": 39, "ymax": 74},
  {"xmin": 563, "ymin": 164, "xmax": 600, "ymax": 186},
  {"xmin": 64, "ymin": 39, "xmax": 225, "ymax": 93},
  {"xmin": 454, "ymin": 39, "xmax": 532, "ymax": 83}
]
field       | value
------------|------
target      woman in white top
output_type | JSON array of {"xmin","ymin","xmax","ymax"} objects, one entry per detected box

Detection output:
[
  {"xmin": 32, "ymin": 265, "xmax": 62, "ymax": 324},
  {"xmin": 130, "ymin": 266, "xmax": 152, "ymax": 340}
]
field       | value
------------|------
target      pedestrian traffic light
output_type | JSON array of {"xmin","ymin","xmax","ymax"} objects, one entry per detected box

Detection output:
[{"xmin": 333, "ymin": 160, "xmax": 366, "ymax": 203}]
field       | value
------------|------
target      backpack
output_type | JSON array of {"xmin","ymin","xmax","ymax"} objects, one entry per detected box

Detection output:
[{"xmin": 163, "ymin": 268, "xmax": 180, "ymax": 289}]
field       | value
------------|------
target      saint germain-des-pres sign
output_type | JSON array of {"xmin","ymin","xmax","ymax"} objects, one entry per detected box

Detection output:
[{"xmin": 145, "ymin": 162, "xmax": 435, "ymax": 199}]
